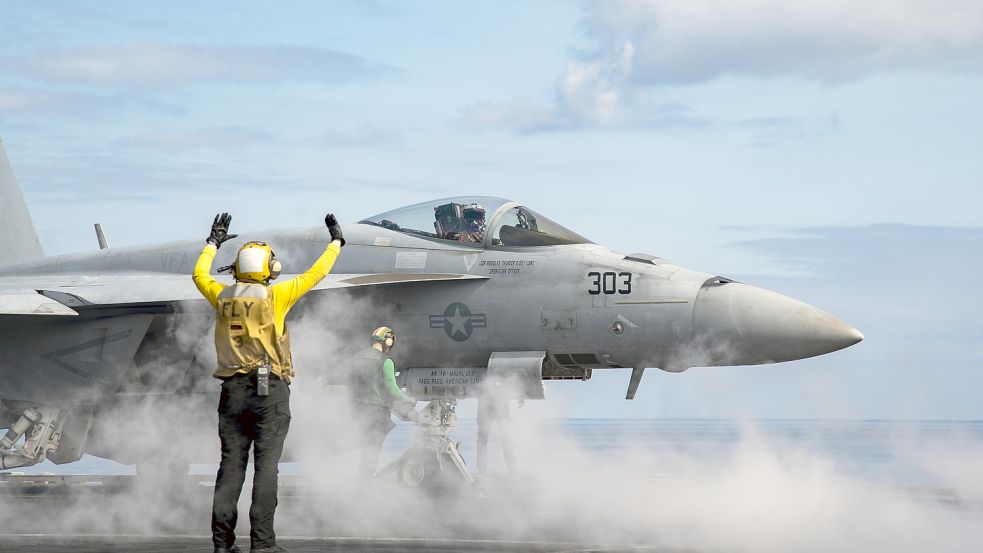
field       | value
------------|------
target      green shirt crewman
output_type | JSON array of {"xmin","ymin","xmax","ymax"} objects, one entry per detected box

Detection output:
[{"xmin": 347, "ymin": 326, "xmax": 416, "ymax": 486}]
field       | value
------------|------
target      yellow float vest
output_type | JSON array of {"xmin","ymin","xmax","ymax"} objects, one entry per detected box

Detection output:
[{"xmin": 213, "ymin": 283, "xmax": 293, "ymax": 382}]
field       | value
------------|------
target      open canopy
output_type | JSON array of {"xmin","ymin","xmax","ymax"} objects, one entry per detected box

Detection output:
[{"xmin": 359, "ymin": 196, "xmax": 591, "ymax": 247}]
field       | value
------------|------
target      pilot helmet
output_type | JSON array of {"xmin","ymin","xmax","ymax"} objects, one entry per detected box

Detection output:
[
  {"xmin": 371, "ymin": 326, "xmax": 396, "ymax": 347},
  {"xmin": 462, "ymin": 204, "xmax": 486, "ymax": 232},
  {"xmin": 234, "ymin": 241, "xmax": 282, "ymax": 283}
]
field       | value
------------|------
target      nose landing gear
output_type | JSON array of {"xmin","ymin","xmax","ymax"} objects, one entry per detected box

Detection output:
[{"xmin": 380, "ymin": 399, "xmax": 476, "ymax": 494}]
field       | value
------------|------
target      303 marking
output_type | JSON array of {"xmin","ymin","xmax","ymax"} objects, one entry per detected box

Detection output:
[{"xmin": 588, "ymin": 271, "xmax": 632, "ymax": 295}]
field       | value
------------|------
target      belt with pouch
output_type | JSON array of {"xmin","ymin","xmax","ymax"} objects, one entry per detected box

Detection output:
[{"xmin": 222, "ymin": 366, "xmax": 282, "ymax": 396}]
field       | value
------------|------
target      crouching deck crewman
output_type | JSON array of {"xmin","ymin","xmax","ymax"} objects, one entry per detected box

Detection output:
[
  {"xmin": 347, "ymin": 326, "xmax": 419, "ymax": 488},
  {"xmin": 193, "ymin": 212, "xmax": 345, "ymax": 553}
]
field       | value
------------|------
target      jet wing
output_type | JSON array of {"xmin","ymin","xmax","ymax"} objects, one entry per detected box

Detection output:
[
  {"xmin": 0, "ymin": 289, "xmax": 78, "ymax": 316},
  {"xmin": 312, "ymin": 272, "xmax": 487, "ymax": 289},
  {"xmin": 0, "ymin": 273, "xmax": 487, "ymax": 312}
]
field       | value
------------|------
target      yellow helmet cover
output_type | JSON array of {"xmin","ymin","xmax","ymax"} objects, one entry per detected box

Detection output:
[{"xmin": 235, "ymin": 242, "xmax": 281, "ymax": 282}]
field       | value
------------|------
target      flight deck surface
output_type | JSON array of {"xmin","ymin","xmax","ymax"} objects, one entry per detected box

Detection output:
[
  {"xmin": 1, "ymin": 472, "xmax": 980, "ymax": 553},
  {"xmin": 0, "ymin": 474, "xmax": 673, "ymax": 552},
  {"xmin": 0, "ymin": 535, "xmax": 667, "ymax": 553}
]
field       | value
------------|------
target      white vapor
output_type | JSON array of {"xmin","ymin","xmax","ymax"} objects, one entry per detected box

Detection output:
[
  {"xmin": 1, "ymin": 268, "xmax": 979, "ymax": 550},
  {"xmin": 1, "ymin": 300, "xmax": 981, "ymax": 551}
]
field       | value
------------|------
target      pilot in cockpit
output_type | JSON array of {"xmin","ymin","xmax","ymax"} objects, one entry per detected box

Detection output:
[{"xmin": 434, "ymin": 202, "xmax": 486, "ymax": 243}]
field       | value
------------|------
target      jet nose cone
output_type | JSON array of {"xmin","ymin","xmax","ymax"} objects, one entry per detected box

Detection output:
[{"xmin": 692, "ymin": 282, "xmax": 863, "ymax": 366}]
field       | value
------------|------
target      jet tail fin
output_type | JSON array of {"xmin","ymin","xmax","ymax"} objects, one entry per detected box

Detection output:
[{"xmin": 0, "ymin": 139, "xmax": 44, "ymax": 262}]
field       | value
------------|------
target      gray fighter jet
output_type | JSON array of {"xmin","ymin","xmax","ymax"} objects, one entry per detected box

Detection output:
[{"xmin": 0, "ymin": 140, "xmax": 862, "ymax": 471}]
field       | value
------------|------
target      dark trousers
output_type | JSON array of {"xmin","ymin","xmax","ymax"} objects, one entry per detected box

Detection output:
[
  {"xmin": 353, "ymin": 402, "xmax": 394, "ymax": 487},
  {"xmin": 211, "ymin": 373, "xmax": 291, "ymax": 550}
]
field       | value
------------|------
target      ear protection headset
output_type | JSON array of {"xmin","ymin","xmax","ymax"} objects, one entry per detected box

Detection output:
[
  {"xmin": 233, "ymin": 241, "xmax": 282, "ymax": 282},
  {"xmin": 371, "ymin": 326, "xmax": 396, "ymax": 347}
]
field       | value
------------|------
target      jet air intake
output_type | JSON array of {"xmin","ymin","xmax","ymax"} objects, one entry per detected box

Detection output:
[{"xmin": 691, "ymin": 280, "xmax": 863, "ymax": 367}]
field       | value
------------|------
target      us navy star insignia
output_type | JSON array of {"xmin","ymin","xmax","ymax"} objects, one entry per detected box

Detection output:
[{"xmin": 429, "ymin": 302, "xmax": 487, "ymax": 342}]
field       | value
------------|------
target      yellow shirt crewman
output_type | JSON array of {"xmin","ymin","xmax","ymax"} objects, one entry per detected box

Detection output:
[{"xmin": 193, "ymin": 212, "xmax": 344, "ymax": 553}]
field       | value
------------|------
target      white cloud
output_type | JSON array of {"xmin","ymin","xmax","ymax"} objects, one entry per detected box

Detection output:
[
  {"xmin": 321, "ymin": 124, "xmax": 405, "ymax": 149},
  {"xmin": 459, "ymin": 98, "xmax": 560, "ymax": 133},
  {"xmin": 0, "ymin": 89, "xmax": 40, "ymax": 112},
  {"xmin": 0, "ymin": 87, "xmax": 184, "ymax": 117},
  {"xmin": 459, "ymin": 42, "xmax": 636, "ymax": 133},
  {"xmin": 463, "ymin": 0, "xmax": 983, "ymax": 132},
  {"xmin": 5, "ymin": 43, "xmax": 397, "ymax": 87},
  {"xmin": 128, "ymin": 127, "xmax": 273, "ymax": 152},
  {"xmin": 556, "ymin": 40, "xmax": 634, "ymax": 123},
  {"xmin": 587, "ymin": 0, "xmax": 983, "ymax": 84}
]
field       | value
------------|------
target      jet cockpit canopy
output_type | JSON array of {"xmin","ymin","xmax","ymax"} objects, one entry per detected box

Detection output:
[{"xmin": 359, "ymin": 196, "xmax": 591, "ymax": 247}]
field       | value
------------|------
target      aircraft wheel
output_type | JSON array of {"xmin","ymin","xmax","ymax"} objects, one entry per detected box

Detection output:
[{"xmin": 397, "ymin": 448, "xmax": 446, "ymax": 493}]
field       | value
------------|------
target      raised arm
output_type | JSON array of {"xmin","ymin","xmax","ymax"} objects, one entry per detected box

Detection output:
[
  {"xmin": 192, "ymin": 244, "xmax": 224, "ymax": 307},
  {"xmin": 192, "ymin": 213, "xmax": 237, "ymax": 307},
  {"xmin": 271, "ymin": 213, "xmax": 345, "ymax": 312}
]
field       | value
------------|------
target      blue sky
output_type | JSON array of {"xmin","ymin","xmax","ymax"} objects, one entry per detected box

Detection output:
[{"xmin": 1, "ymin": 0, "xmax": 980, "ymax": 419}]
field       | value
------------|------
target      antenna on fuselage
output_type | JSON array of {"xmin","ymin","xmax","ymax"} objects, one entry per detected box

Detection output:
[{"xmin": 94, "ymin": 223, "xmax": 109, "ymax": 250}]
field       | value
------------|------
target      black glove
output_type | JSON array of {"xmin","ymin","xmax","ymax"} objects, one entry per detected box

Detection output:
[
  {"xmin": 325, "ymin": 213, "xmax": 345, "ymax": 247},
  {"xmin": 206, "ymin": 213, "xmax": 237, "ymax": 248}
]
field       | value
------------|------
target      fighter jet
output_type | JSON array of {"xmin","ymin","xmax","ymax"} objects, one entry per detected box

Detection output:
[{"xmin": 0, "ymin": 140, "xmax": 862, "ymax": 471}]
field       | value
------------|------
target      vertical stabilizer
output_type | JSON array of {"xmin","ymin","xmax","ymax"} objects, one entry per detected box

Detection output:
[{"xmin": 0, "ymin": 139, "xmax": 44, "ymax": 262}]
